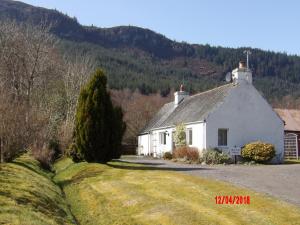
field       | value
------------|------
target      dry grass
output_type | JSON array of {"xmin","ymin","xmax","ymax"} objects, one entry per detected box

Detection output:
[{"xmin": 54, "ymin": 158, "xmax": 300, "ymax": 225}]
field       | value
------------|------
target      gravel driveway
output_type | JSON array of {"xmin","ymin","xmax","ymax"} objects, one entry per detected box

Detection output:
[{"xmin": 121, "ymin": 157, "xmax": 300, "ymax": 206}]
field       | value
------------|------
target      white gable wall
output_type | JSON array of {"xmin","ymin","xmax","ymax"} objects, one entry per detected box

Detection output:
[{"xmin": 206, "ymin": 83, "xmax": 284, "ymax": 163}]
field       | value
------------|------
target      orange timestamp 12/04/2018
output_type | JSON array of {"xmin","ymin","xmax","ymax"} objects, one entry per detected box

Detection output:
[{"xmin": 215, "ymin": 195, "xmax": 250, "ymax": 205}]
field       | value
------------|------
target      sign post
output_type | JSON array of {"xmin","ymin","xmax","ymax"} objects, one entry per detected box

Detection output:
[{"xmin": 230, "ymin": 147, "xmax": 241, "ymax": 164}]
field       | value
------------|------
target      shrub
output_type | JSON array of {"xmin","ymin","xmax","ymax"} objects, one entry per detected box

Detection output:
[
  {"xmin": 174, "ymin": 123, "xmax": 186, "ymax": 147},
  {"xmin": 163, "ymin": 152, "xmax": 173, "ymax": 160},
  {"xmin": 173, "ymin": 146, "xmax": 188, "ymax": 158},
  {"xmin": 30, "ymin": 145, "xmax": 55, "ymax": 170},
  {"xmin": 48, "ymin": 138, "xmax": 61, "ymax": 159},
  {"xmin": 241, "ymin": 141, "xmax": 275, "ymax": 162},
  {"xmin": 73, "ymin": 69, "xmax": 126, "ymax": 163},
  {"xmin": 173, "ymin": 146, "xmax": 199, "ymax": 161},
  {"xmin": 201, "ymin": 148, "xmax": 231, "ymax": 164}
]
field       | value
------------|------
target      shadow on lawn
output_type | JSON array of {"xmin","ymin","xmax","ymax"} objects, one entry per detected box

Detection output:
[{"xmin": 108, "ymin": 160, "xmax": 212, "ymax": 172}]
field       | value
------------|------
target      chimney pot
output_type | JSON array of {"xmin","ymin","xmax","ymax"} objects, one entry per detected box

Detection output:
[
  {"xmin": 174, "ymin": 85, "xmax": 189, "ymax": 107},
  {"xmin": 180, "ymin": 84, "xmax": 184, "ymax": 92}
]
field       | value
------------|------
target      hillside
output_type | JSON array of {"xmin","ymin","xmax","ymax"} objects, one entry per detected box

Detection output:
[{"xmin": 1, "ymin": 0, "xmax": 300, "ymax": 104}]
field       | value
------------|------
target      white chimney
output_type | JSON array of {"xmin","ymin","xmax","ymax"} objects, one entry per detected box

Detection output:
[
  {"xmin": 174, "ymin": 84, "xmax": 189, "ymax": 107},
  {"xmin": 232, "ymin": 61, "xmax": 252, "ymax": 84}
]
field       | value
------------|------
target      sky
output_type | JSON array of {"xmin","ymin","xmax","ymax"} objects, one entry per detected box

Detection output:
[{"xmin": 21, "ymin": 0, "xmax": 300, "ymax": 55}]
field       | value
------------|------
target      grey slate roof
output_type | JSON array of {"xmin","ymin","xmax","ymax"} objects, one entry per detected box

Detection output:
[{"xmin": 140, "ymin": 83, "xmax": 236, "ymax": 134}]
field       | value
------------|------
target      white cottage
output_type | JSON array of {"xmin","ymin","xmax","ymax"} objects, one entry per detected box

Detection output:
[{"xmin": 138, "ymin": 62, "xmax": 284, "ymax": 163}]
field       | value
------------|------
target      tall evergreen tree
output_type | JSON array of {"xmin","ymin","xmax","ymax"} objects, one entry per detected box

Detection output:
[{"xmin": 72, "ymin": 69, "xmax": 126, "ymax": 162}]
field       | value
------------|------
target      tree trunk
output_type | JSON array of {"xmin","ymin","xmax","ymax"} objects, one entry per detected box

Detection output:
[{"xmin": 0, "ymin": 137, "xmax": 4, "ymax": 163}]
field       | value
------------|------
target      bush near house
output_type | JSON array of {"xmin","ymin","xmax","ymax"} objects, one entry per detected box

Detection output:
[
  {"xmin": 163, "ymin": 151, "xmax": 173, "ymax": 160},
  {"xmin": 201, "ymin": 148, "xmax": 231, "ymax": 164},
  {"xmin": 173, "ymin": 146, "xmax": 199, "ymax": 161},
  {"xmin": 174, "ymin": 123, "xmax": 186, "ymax": 147},
  {"xmin": 241, "ymin": 141, "xmax": 275, "ymax": 162}
]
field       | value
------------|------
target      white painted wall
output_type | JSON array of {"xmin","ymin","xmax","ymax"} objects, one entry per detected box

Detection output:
[
  {"xmin": 150, "ymin": 128, "xmax": 173, "ymax": 157},
  {"xmin": 138, "ymin": 123, "xmax": 206, "ymax": 157},
  {"xmin": 206, "ymin": 82, "xmax": 284, "ymax": 163},
  {"xmin": 185, "ymin": 123, "xmax": 206, "ymax": 153},
  {"xmin": 138, "ymin": 72, "xmax": 284, "ymax": 163},
  {"xmin": 137, "ymin": 134, "xmax": 150, "ymax": 155}
]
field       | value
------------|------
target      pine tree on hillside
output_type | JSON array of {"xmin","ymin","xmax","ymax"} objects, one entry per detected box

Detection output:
[{"xmin": 72, "ymin": 69, "xmax": 126, "ymax": 163}]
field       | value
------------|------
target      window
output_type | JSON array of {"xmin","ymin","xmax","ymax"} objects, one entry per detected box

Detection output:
[
  {"xmin": 218, "ymin": 129, "xmax": 228, "ymax": 146},
  {"xmin": 186, "ymin": 128, "xmax": 193, "ymax": 145},
  {"xmin": 159, "ymin": 132, "xmax": 166, "ymax": 145}
]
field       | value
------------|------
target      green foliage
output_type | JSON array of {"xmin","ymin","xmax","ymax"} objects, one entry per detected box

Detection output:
[
  {"xmin": 3, "ymin": 0, "xmax": 300, "ymax": 104},
  {"xmin": 163, "ymin": 151, "xmax": 173, "ymax": 160},
  {"xmin": 110, "ymin": 106, "xmax": 127, "ymax": 159},
  {"xmin": 60, "ymin": 32, "xmax": 300, "ymax": 105},
  {"xmin": 173, "ymin": 146, "xmax": 199, "ymax": 161},
  {"xmin": 73, "ymin": 69, "xmax": 126, "ymax": 163},
  {"xmin": 201, "ymin": 148, "xmax": 231, "ymax": 164},
  {"xmin": 241, "ymin": 141, "xmax": 275, "ymax": 162},
  {"xmin": 174, "ymin": 123, "xmax": 186, "ymax": 147},
  {"xmin": 0, "ymin": 155, "xmax": 75, "ymax": 224}
]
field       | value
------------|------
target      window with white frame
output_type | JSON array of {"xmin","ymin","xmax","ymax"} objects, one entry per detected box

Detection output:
[
  {"xmin": 218, "ymin": 129, "xmax": 228, "ymax": 146},
  {"xmin": 186, "ymin": 128, "xmax": 193, "ymax": 145},
  {"xmin": 159, "ymin": 132, "xmax": 166, "ymax": 145}
]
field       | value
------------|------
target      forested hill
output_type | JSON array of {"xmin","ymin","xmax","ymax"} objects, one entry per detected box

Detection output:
[{"xmin": 2, "ymin": 0, "xmax": 300, "ymax": 105}]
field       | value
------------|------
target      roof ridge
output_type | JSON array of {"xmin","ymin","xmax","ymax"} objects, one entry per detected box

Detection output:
[
  {"xmin": 140, "ymin": 83, "xmax": 234, "ymax": 134},
  {"xmin": 162, "ymin": 83, "xmax": 234, "ymax": 106},
  {"xmin": 189, "ymin": 83, "xmax": 234, "ymax": 98}
]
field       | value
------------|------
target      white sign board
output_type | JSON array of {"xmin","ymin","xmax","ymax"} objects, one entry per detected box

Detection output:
[{"xmin": 230, "ymin": 147, "xmax": 241, "ymax": 155}]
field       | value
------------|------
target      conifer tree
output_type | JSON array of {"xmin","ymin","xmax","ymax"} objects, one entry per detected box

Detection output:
[{"xmin": 72, "ymin": 69, "xmax": 125, "ymax": 162}]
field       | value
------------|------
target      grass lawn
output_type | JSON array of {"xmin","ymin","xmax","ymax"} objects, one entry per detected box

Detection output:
[
  {"xmin": 0, "ymin": 155, "xmax": 75, "ymax": 225},
  {"xmin": 54, "ymin": 158, "xmax": 300, "ymax": 225},
  {"xmin": 284, "ymin": 159, "xmax": 300, "ymax": 164}
]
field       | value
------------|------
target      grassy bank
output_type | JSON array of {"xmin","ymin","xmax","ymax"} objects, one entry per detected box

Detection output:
[
  {"xmin": 0, "ymin": 155, "xmax": 75, "ymax": 225},
  {"xmin": 54, "ymin": 158, "xmax": 300, "ymax": 225}
]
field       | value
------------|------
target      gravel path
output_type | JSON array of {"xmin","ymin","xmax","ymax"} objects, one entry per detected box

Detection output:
[{"xmin": 121, "ymin": 157, "xmax": 300, "ymax": 207}]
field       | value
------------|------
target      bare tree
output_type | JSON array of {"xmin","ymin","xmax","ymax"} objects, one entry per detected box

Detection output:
[
  {"xmin": 59, "ymin": 52, "xmax": 95, "ymax": 149},
  {"xmin": 111, "ymin": 89, "xmax": 173, "ymax": 144},
  {"xmin": 0, "ymin": 21, "xmax": 63, "ymax": 162}
]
